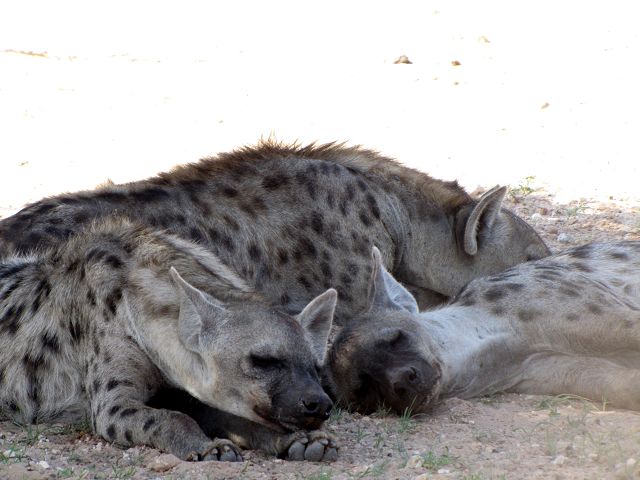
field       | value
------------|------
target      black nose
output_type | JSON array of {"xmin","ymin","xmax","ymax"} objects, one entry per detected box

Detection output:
[
  {"xmin": 302, "ymin": 394, "xmax": 333, "ymax": 420},
  {"xmin": 391, "ymin": 366, "xmax": 420, "ymax": 397}
]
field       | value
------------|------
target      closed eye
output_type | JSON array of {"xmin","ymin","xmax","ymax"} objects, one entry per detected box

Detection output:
[{"xmin": 250, "ymin": 354, "xmax": 286, "ymax": 370}]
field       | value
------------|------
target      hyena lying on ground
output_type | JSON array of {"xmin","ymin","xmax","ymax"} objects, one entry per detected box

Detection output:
[
  {"xmin": 0, "ymin": 141, "xmax": 549, "ymax": 413},
  {"xmin": 0, "ymin": 218, "xmax": 339, "ymax": 461},
  {"xmin": 330, "ymin": 242, "xmax": 640, "ymax": 412}
]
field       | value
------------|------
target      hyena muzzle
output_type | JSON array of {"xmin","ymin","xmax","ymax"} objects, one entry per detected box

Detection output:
[{"xmin": 0, "ymin": 218, "xmax": 338, "ymax": 461}]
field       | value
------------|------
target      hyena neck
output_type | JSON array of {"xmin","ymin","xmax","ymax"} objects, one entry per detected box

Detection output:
[{"xmin": 418, "ymin": 306, "xmax": 527, "ymax": 399}]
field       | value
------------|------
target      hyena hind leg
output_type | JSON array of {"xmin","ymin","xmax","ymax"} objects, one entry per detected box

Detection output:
[
  {"xmin": 513, "ymin": 353, "xmax": 640, "ymax": 411},
  {"xmin": 88, "ymin": 350, "xmax": 241, "ymax": 461}
]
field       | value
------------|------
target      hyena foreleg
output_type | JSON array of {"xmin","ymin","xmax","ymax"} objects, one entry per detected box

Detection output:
[
  {"xmin": 148, "ymin": 389, "xmax": 339, "ymax": 461},
  {"xmin": 87, "ymin": 343, "xmax": 241, "ymax": 461}
]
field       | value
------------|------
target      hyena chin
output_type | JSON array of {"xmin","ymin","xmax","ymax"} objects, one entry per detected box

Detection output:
[
  {"xmin": 329, "ymin": 242, "xmax": 640, "ymax": 413},
  {"xmin": 0, "ymin": 218, "xmax": 338, "ymax": 461}
]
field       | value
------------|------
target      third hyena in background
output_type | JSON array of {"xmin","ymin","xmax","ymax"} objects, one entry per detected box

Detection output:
[
  {"xmin": 0, "ymin": 141, "xmax": 550, "ymax": 412},
  {"xmin": 330, "ymin": 242, "xmax": 640, "ymax": 412}
]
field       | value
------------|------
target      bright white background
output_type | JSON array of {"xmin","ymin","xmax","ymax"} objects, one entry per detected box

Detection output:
[{"xmin": 1, "ymin": 1, "xmax": 638, "ymax": 216}]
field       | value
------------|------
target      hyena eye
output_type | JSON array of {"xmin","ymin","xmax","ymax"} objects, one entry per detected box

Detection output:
[{"xmin": 250, "ymin": 354, "xmax": 286, "ymax": 370}]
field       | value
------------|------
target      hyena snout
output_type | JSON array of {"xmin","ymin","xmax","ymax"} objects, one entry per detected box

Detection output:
[
  {"xmin": 386, "ymin": 362, "xmax": 441, "ymax": 412},
  {"xmin": 301, "ymin": 391, "xmax": 333, "ymax": 420}
]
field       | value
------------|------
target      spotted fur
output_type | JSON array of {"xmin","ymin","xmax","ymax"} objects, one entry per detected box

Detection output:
[
  {"xmin": 0, "ymin": 218, "xmax": 337, "ymax": 460},
  {"xmin": 330, "ymin": 242, "xmax": 640, "ymax": 412}
]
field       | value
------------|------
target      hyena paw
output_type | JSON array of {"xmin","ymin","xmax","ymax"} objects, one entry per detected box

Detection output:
[
  {"xmin": 187, "ymin": 438, "xmax": 243, "ymax": 462},
  {"xmin": 286, "ymin": 430, "xmax": 339, "ymax": 462}
]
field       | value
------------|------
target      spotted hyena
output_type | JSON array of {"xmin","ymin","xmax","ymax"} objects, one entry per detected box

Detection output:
[
  {"xmin": 0, "ymin": 141, "xmax": 549, "ymax": 413},
  {"xmin": 0, "ymin": 218, "xmax": 339, "ymax": 461},
  {"xmin": 330, "ymin": 242, "xmax": 640, "ymax": 412}
]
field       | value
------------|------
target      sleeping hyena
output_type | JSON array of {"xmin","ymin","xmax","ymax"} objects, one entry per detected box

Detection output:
[
  {"xmin": 0, "ymin": 218, "xmax": 338, "ymax": 461},
  {"xmin": 328, "ymin": 242, "xmax": 640, "ymax": 412},
  {"xmin": 0, "ymin": 141, "xmax": 549, "ymax": 414}
]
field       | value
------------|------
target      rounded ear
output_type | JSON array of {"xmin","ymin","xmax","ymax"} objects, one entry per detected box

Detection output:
[
  {"xmin": 169, "ymin": 267, "xmax": 228, "ymax": 353},
  {"xmin": 366, "ymin": 247, "xmax": 419, "ymax": 313},
  {"xmin": 463, "ymin": 185, "xmax": 507, "ymax": 256},
  {"xmin": 295, "ymin": 289, "xmax": 336, "ymax": 365}
]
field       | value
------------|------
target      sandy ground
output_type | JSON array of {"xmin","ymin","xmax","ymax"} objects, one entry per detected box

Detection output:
[{"xmin": 1, "ymin": 1, "xmax": 640, "ymax": 479}]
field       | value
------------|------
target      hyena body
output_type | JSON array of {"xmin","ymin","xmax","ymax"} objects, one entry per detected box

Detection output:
[
  {"xmin": 0, "ymin": 218, "xmax": 338, "ymax": 460},
  {"xmin": 0, "ymin": 141, "xmax": 549, "ymax": 413},
  {"xmin": 331, "ymin": 242, "xmax": 640, "ymax": 412},
  {"xmin": 0, "ymin": 141, "xmax": 549, "ymax": 316}
]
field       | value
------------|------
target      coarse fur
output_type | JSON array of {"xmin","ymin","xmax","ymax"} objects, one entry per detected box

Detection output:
[
  {"xmin": 0, "ymin": 140, "xmax": 549, "ymax": 315},
  {"xmin": 330, "ymin": 242, "xmax": 640, "ymax": 412},
  {"xmin": 0, "ymin": 140, "xmax": 549, "ymax": 414},
  {"xmin": 0, "ymin": 217, "xmax": 338, "ymax": 461}
]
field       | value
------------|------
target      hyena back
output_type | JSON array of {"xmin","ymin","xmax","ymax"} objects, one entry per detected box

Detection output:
[
  {"xmin": 0, "ymin": 141, "xmax": 549, "ymax": 318},
  {"xmin": 0, "ymin": 218, "xmax": 337, "ymax": 460},
  {"xmin": 330, "ymin": 241, "xmax": 640, "ymax": 412}
]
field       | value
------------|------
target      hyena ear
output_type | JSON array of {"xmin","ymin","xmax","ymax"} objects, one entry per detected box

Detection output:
[
  {"xmin": 366, "ymin": 247, "xmax": 419, "ymax": 314},
  {"xmin": 169, "ymin": 267, "xmax": 228, "ymax": 353},
  {"xmin": 462, "ymin": 185, "xmax": 507, "ymax": 256},
  {"xmin": 296, "ymin": 289, "xmax": 337, "ymax": 365}
]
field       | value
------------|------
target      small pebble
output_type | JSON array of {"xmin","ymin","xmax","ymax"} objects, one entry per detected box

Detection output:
[
  {"xmin": 36, "ymin": 460, "xmax": 50, "ymax": 469},
  {"xmin": 551, "ymin": 454, "xmax": 567, "ymax": 465},
  {"xmin": 406, "ymin": 455, "xmax": 423, "ymax": 469},
  {"xmin": 557, "ymin": 233, "xmax": 572, "ymax": 243},
  {"xmin": 627, "ymin": 458, "xmax": 637, "ymax": 467},
  {"xmin": 531, "ymin": 213, "xmax": 542, "ymax": 221},
  {"xmin": 148, "ymin": 453, "xmax": 181, "ymax": 473}
]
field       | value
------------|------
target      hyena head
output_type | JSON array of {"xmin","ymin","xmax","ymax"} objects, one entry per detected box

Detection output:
[
  {"xmin": 328, "ymin": 248, "xmax": 442, "ymax": 414},
  {"xmin": 169, "ymin": 268, "xmax": 336, "ymax": 432},
  {"xmin": 405, "ymin": 186, "xmax": 550, "ymax": 298}
]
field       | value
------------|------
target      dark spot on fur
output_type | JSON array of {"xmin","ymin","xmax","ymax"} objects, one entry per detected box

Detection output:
[
  {"xmin": 240, "ymin": 202, "xmax": 257, "ymax": 218},
  {"xmin": 142, "ymin": 417, "xmax": 156, "ymax": 432},
  {"xmin": 93, "ymin": 378, "xmax": 101, "ymax": 394},
  {"xmin": 41, "ymin": 331, "xmax": 60, "ymax": 354},
  {"xmin": 248, "ymin": 243, "xmax": 261, "ymax": 260},
  {"xmin": 484, "ymin": 287, "xmax": 507, "ymax": 302},
  {"xmin": 262, "ymin": 174, "xmax": 290, "ymax": 190},
  {"xmin": 310, "ymin": 212, "xmax": 324, "ymax": 234},
  {"xmin": 610, "ymin": 251, "xmax": 630, "ymax": 260},
  {"xmin": 109, "ymin": 405, "xmax": 121, "ymax": 416},
  {"xmin": 326, "ymin": 191, "xmax": 335, "ymax": 209},
  {"xmin": 573, "ymin": 262, "xmax": 593, "ymax": 273},
  {"xmin": 558, "ymin": 286, "xmax": 579, "ymax": 297},
  {"xmin": 120, "ymin": 408, "xmax": 138, "ymax": 417},
  {"xmin": 365, "ymin": 193, "xmax": 381, "ymax": 219},
  {"xmin": 277, "ymin": 249, "xmax": 289, "ymax": 265},
  {"xmin": 105, "ymin": 288, "xmax": 122, "ymax": 317},
  {"xmin": 320, "ymin": 261, "xmax": 333, "ymax": 279},
  {"xmin": 587, "ymin": 303, "xmax": 603, "ymax": 314},
  {"xmin": 85, "ymin": 248, "xmax": 107, "ymax": 264},
  {"xmin": 517, "ymin": 310, "xmax": 538, "ymax": 321},
  {"xmin": 124, "ymin": 430, "xmax": 133, "ymax": 443},
  {"xmin": 222, "ymin": 186, "xmax": 238, "ymax": 197},
  {"xmin": 106, "ymin": 424, "xmax": 116, "ymax": 440},
  {"xmin": 491, "ymin": 306, "xmax": 505, "ymax": 316},
  {"xmin": 296, "ymin": 236, "xmax": 317, "ymax": 260},
  {"xmin": 223, "ymin": 215, "xmax": 240, "ymax": 231},
  {"xmin": 106, "ymin": 379, "xmax": 120, "ymax": 391},
  {"xmin": 358, "ymin": 211, "xmax": 372, "ymax": 227},
  {"xmin": 0, "ymin": 304, "xmax": 24, "ymax": 335},
  {"xmin": 105, "ymin": 255, "xmax": 124, "ymax": 269},
  {"xmin": 131, "ymin": 187, "xmax": 171, "ymax": 203},
  {"xmin": 504, "ymin": 283, "xmax": 524, "ymax": 292},
  {"xmin": 280, "ymin": 293, "xmax": 290, "ymax": 305},
  {"xmin": 565, "ymin": 313, "xmax": 579, "ymax": 321},
  {"xmin": 568, "ymin": 245, "xmax": 592, "ymax": 259},
  {"xmin": 298, "ymin": 275, "xmax": 312, "ymax": 291}
]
